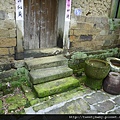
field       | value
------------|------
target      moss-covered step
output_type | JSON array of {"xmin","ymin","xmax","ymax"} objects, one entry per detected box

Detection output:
[
  {"xmin": 25, "ymin": 55, "xmax": 68, "ymax": 70},
  {"xmin": 34, "ymin": 77, "xmax": 80, "ymax": 98},
  {"xmin": 29, "ymin": 66, "xmax": 73, "ymax": 85}
]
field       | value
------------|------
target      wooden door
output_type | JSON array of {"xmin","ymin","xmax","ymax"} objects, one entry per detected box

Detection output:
[{"xmin": 24, "ymin": 0, "xmax": 58, "ymax": 49}]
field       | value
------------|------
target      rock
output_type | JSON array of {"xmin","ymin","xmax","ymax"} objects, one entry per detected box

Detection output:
[
  {"xmin": 0, "ymin": 10, "xmax": 5, "ymax": 20},
  {"xmin": 94, "ymin": 100, "xmax": 114, "ymax": 113}
]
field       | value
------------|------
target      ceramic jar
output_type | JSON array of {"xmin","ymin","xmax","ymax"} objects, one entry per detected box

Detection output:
[
  {"xmin": 106, "ymin": 57, "xmax": 120, "ymax": 72},
  {"xmin": 103, "ymin": 72, "xmax": 120, "ymax": 95}
]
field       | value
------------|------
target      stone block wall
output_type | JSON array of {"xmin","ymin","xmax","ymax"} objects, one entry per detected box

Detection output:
[
  {"xmin": 0, "ymin": 0, "xmax": 16, "ymax": 59},
  {"xmin": 70, "ymin": 0, "xmax": 120, "ymax": 51}
]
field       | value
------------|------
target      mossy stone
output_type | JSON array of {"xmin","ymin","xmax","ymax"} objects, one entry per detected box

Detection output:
[
  {"xmin": 8, "ymin": 104, "xmax": 18, "ymax": 111},
  {"xmin": 21, "ymin": 85, "xmax": 32, "ymax": 93},
  {"xmin": 84, "ymin": 59, "xmax": 110, "ymax": 80},
  {"xmin": 17, "ymin": 99, "xmax": 27, "ymax": 106},
  {"xmin": 34, "ymin": 77, "xmax": 80, "ymax": 98},
  {"xmin": 84, "ymin": 77, "xmax": 103, "ymax": 90},
  {"xmin": 6, "ymin": 95, "xmax": 22, "ymax": 103},
  {"xmin": 25, "ymin": 92, "xmax": 36, "ymax": 101},
  {"xmin": 30, "ymin": 98, "xmax": 40, "ymax": 106}
]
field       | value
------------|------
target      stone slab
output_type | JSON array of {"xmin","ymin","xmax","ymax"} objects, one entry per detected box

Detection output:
[
  {"xmin": 0, "ymin": 62, "xmax": 11, "ymax": 72},
  {"xmin": 46, "ymin": 98, "xmax": 90, "ymax": 114},
  {"xmin": 34, "ymin": 77, "xmax": 79, "ymax": 98},
  {"xmin": 25, "ymin": 55, "xmax": 68, "ymax": 70},
  {"xmin": 84, "ymin": 92, "xmax": 110, "ymax": 105},
  {"xmin": 0, "ymin": 69, "xmax": 16, "ymax": 79},
  {"xmin": 114, "ymin": 108, "xmax": 120, "ymax": 114},
  {"xmin": 93, "ymin": 100, "xmax": 115, "ymax": 113},
  {"xmin": 29, "ymin": 66, "xmax": 73, "ymax": 84},
  {"xmin": 113, "ymin": 96, "xmax": 120, "ymax": 106}
]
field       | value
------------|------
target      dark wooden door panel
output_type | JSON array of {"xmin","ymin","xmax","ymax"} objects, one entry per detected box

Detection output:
[{"xmin": 24, "ymin": 0, "xmax": 58, "ymax": 49}]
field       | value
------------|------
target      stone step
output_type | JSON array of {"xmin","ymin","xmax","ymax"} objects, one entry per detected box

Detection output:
[
  {"xmin": 24, "ymin": 47, "xmax": 63, "ymax": 58},
  {"xmin": 25, "ymin": 55, "xmax": 68, "ymax": 70},
  {"xmin": 29, "ymin": 66, "xmax": 73, "ymax": 85},
  {"xmin": 34, "ymin": 77, "xmax": 80, "ymax": 98}
]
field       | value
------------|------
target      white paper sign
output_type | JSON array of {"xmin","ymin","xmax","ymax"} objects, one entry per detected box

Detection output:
[
  {"xmin": 16, "ymin": 0, "xmax": 23, "ymax": 20},
  {"xmin": 65, "ymin": 0, "xmax": 71, "ymax": 21}
]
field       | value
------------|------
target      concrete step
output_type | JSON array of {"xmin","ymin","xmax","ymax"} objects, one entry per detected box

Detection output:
[
  {"xmin": 34, "ymin": 77, "xmax": 80, "ymax": 98},
  {"xmin": 24, "ymin": 47, "xmax": 63, "ymax": 58},
  {"xmin": 25, "ymin": 55, "xmax": 68, "ymax": 70},
  {"xmin": 29, "ymin": 66, "xmax": 73, "ymax": 85}
]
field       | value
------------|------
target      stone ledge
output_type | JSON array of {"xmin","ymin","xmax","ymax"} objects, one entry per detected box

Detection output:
[{"xmin": 0, "ymin": 62, "xmax": 11, "ymax": 72}]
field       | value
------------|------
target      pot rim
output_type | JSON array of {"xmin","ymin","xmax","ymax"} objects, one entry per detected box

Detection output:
[
  {"xmin": 106, "ymin": 57, "xmax": 120, "ymax": 63},
  {"xmin": 85, "ymin": 59, "xmax": 110, "ymax": 68},
  {"xmin": 109, "ymin": 72, "xmax": 120, "ymax": 77}
]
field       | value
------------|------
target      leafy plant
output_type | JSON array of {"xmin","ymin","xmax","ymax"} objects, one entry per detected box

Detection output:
[{"xmin": 109, "ymin": 19, "xmax": 120, "ymax": 31}]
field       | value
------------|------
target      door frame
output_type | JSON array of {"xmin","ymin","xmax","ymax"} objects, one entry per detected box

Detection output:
[{"xmin": 15, "ymin": 0, "xmax": 71, "ymax": 60}]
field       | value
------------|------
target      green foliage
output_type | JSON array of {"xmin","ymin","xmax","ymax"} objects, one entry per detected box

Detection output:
[
  {"xmin": 24, "ymin": 100, "xmax": 31, "ymax": 108},
  {"xmin": 71, "ymin": 52, "xmax": 87, "ymax": 60},
  {"xmin": 68, "ymin": 52, "xmax": 87, "ymax": 70},
  {"xmin": 68, "ymin": 48, "xmax": 119, "ymax": 77},
  {"xmin": 1, "ymin": 67, "xmax": 30, "ymax": 92},
  {"xmin": 109, "ymin": 19, "xmax": 120, "ymax": 31},
  {"xmin": 0, "ymin": 83, "xmax": 2, "ymax": 89}
]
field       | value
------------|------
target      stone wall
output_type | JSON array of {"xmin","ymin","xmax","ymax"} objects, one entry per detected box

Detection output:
[
  {"xmin": 70, "ymin": 0, "xmax": 120, "ymax": 51},
  {"xmin": 0, "ymin": 0, "xmax": 16, "ymax": 59}
]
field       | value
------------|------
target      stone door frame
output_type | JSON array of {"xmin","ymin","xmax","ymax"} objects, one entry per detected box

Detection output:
[{"xmin": 15, "ymin": 0, "xmax": 71, "ymax": 59}]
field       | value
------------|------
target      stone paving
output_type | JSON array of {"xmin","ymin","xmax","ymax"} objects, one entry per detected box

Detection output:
[{"xmin": 24, "ymin": 85, "xmax": 120, "ymax": 114}]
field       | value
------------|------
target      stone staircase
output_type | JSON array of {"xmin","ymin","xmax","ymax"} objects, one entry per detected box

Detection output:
[{"xmin": 25, "ymin": 55, "xmax": 79, "ymax": 98}]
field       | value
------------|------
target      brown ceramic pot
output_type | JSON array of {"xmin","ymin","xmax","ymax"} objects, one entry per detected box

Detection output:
[{"xmin": 103, "ymin": 72, "xmax": 120, "ymax": 95}]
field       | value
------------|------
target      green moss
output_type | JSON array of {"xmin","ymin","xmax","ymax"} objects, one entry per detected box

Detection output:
[
  {"xmin": 73, "ymin": 68, "xmax": 84, "ymax": 77},
  {"xmin": 30, "ymin": 98, "xmax": 40, "ymax": 106},
  {"xmin": 11, "ymin": 81, "xmax": 21, "ymax": 87},
  {"xmin": 17, "ymin": 109, "xmax": 26, "ymax": 114},
  {"xmin": 78, "ymin": 76, "xmax": 87, "ymax": 83},
  {"xmin": 6, "ymin": 94, "xmax": 22, "ymax": 103},
  {"xmin": 1, "ymin": 83, "xmax": 6, "ymax": 91},
  {"xmin": 34, "ymin": 77, "xmax": 80, "ymax": 98},
  {"xmin": 84, "ymin": 77, "xmax": 103, "ymax": 90},
  {"xmin": 24, "ymin": 100, "xmax": 31, "ymax": 108},
  {"xmin": 0, "ymin": 92, "xmax": 3, "ymax": 98},
  {"xmin": 0, "ymin": 84, "xmax": 2, "ymax": 90},
  {"xmin": 25, "ymin": 92, "xmax": 36, "ymax": 101},
  {"xmin": 3, "ymin": 88, "xmax": 14, "ymax": 95},
  {"xmin": 33, "ymin": 103, "xmax": 49, "ymax": 112},
  {"xmin": 21, "ymin": 85, "xmax": 32, "ymax": 93},
  {"xmin": 17, "ymin": 99, "xmax": 27, "ymax": 106},
  {"xmin": 0, "ymin": 100, "xmax": 2, "ymax": 110},
  {"xmin": 8, "ymin": 104, "xmax": 18, "ymax": 111}
]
